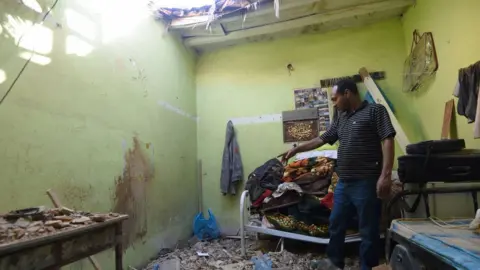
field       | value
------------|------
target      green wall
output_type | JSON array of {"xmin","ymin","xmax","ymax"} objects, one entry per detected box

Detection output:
[
  {"xmin": 402, "ymin": 0, "xmax": 480, "ymax": 145},
  {"xmin": 196, "ymin": 19, "xmax": 414, "ymax": 230},
  {"xmin": 401, "ymin": 0, "xmax": 480, "ymax": 217},
  {"xmin": 0, "ymin": 0, "xmax": 198, "ymax": 268}
]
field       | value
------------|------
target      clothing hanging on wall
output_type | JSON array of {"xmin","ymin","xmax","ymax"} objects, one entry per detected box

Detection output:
[
  {"xmin": 474, "ymin": 87, "xmax": 480, "ymax": 138},
  {"xmin": 220, "ymin": 120, "xmax": 244, "ymax": 195},
  {"xmin": 453, "ymin": 61, "xmax": 480, "ymax": 138}
]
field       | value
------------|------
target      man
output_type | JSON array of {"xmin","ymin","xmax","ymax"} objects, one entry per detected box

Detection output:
[{"xmin": 280, "ymin": 79, "xmax": 396, "ymax": 270}]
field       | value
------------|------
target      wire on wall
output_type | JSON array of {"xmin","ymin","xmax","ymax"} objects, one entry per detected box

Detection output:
[{"xmin": 0, "ymin": 0, "xmax": 60, "ymax": 106}]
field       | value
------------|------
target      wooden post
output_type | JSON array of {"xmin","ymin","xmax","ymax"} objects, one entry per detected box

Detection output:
[
  {"xmin": 441, "ymin": 99, "xmax": 455, "ymax": 139},
  {"xmin": 197, "ymin": 160, "xmax": 203, "ymax": 213}
]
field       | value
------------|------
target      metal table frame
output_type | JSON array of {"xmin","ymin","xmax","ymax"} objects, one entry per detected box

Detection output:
[
  {"xmin": 239, "ymin": 190, "xmax": 363, "ymax": 256},
  {"xmin": 387, "ymin": 229, "xmax": 456, "ymax": 270},
  {"xmin": 0, "ymin": 215, "xmax": 127, "ymax": 270},
  {"xmin": 385, "ymin": 184, "xmax": 480, "ymax": 265}
]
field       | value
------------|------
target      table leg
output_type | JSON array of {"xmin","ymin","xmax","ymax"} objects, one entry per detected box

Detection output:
[{"xmin": 115, "ymin": 224, "xmax": 123, "ymax": 270}]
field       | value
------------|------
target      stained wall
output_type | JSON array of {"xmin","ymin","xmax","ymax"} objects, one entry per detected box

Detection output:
[{"xmin": 0, "ymin": 0, "xmax": 198, "ymax": 268}]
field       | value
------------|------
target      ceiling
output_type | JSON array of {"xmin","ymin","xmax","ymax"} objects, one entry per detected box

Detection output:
[{"xmin": 162, "ymin": 0, "xmax": 415, "ymax": 53}]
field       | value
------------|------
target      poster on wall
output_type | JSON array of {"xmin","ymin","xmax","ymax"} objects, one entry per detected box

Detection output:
[{"xmin": 294, "ymin": 87, "xmax": 331, "ymax": 131}]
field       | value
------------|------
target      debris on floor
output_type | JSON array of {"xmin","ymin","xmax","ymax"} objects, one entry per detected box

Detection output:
[
  {"xmin": 143, "ymin": 238, "xmax": 361, "ymax": 270},
  {"xmin": 0, "ymin": 206, "xmax": 121, "ymax": 244}
]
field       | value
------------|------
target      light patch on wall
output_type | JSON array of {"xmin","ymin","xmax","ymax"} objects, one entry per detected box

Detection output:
[
  {"xmin": 65, "ymin": 9, "xmax": 96, "ymax": 41},
  {"xmin": 0, "ymin": 70, "xmax": 6, "ymax": 84},
  {"xmin": 101, "ymin": 0, "xmax": 149, "ymax": 44},
  {"xmin": 19, "ymin": 24, "xmax": 53, "ymax": 54},
  {"xmin": 157, "ymin": 100, "xmax": 198, "ymax": 122},
  {"xmin": 230, "ymin": 114, "xmax": 282, "ymax": 125},
  {"xmin": 3, "ymin": 15, "xmax": 33, "ymax": 42},
  {"xmin": 2, "ymin": 15, "xmax": 53, "ymax": 54},
  {"xmin": 19, "ymin": 52, "xmax": 51, "ymax": 65},
  {"xmin": 22, "ymin": 0, "xmax": 43, "ymax": 13},
  {"xmin": 66, "ymin": 35, "xmax": 94, "ymax": 56}
]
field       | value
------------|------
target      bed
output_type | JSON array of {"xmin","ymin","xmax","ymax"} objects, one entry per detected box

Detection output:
[
  {"xmin": 388, "ymin": 218, "xmax": 480, "ymax": 270},
  {"xmin": 239, "ymin": 190, "xmax": 363, "ymax": 256}
]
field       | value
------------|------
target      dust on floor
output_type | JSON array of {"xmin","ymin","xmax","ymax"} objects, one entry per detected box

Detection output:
[{"xmin": 142, "ymin": 238, "xmax": 361, "ymax": 270}]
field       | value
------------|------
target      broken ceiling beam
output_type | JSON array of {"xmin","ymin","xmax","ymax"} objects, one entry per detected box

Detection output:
[
  {"xmin": 170, "ymin": 15, "xmax": 211, "ymax": 29},
  {"xmin": 184, "ymin": 0, "xmax": 413, "ymax": 48},
  {"xmin": 180, "ymin": 23, "xmax": 227, "ymax": 37},
  {"xmin": 170, "ymin": 0, "xmax": 321, "ymax": 29},
  {"xmin": 219, "ymin": 0, "xmax": 321, "ymax": 23}
]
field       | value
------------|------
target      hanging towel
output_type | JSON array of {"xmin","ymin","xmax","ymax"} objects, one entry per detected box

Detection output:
[{"xmin": 220, "ymin": 120, "xmax": 243, "ymax": 195}]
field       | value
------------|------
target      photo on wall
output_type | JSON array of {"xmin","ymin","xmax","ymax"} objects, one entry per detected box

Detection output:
[{"xmin": 294, "ymin": 87, "xmax": 331, "ymax": 131}]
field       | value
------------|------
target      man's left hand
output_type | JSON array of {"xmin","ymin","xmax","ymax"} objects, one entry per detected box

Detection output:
[{"xmin": 376, "ymin": 174, "xmax": 391, "ymax": 199}]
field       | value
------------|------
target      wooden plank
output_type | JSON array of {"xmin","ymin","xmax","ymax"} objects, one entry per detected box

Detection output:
[
  {"xmin": 359, "ymin": 67, "xmax": 410, "ymax": 153},
  {"xmin": 197, "ymin": 160, "xmax": 203, "ymax": 213},
  {"xmin": 441, "ymin": 99, "xmax": 454, "ymax": 139},
  {"xmin": 46, "ymin": 189, "xmax": 62, "ymax": 207},
  {"xmin": 185, "ymin": 0, "xmax": 413, "ymax": 47},
  {"xmin": 320, "ymin": 71, "xmax": 385, "ymax": 88}
]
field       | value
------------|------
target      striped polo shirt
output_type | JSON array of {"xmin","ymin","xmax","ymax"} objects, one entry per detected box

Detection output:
[{"xmin": 320, "ymin": 101, "xmax": 396, "ymax": 180}]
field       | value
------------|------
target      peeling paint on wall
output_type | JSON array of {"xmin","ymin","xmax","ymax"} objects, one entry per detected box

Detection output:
[
  {"xmin": 113, "ymin": 136, "xmax": 154, "ymax": 249},
  {"xmin": 157, "ymin": 100, "xmax": 198, "ymax": 122}
]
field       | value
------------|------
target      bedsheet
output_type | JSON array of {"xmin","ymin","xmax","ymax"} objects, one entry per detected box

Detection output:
[{"xmin": 390, "ymin": 218, "xmax": 480, "ymax": 270}]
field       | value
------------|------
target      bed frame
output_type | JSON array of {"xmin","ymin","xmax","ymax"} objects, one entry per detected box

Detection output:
[
  {"xmin": 385, "ymin": 184, "xmax": 480, "ymax": 267},
  {"xmin": 239, "ymin": 190, "xmax": 363, "ymax": 256}
]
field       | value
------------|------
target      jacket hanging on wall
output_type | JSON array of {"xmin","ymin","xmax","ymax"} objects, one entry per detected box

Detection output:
[
  {"xmin": 220, "ymin": 120, "xmax": 243, "ymax": 195},
  {"xmin": 453, "ymin": 61, "xmax": 480, "ymax": 138}
]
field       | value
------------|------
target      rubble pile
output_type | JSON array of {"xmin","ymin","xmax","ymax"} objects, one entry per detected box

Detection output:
[
  {"xmin": 0, "ymin": 206, "xmax": 121, "ymax": 244},
  {"xmin": 143, "ymin": 238, "xmax": 361, "ymax": 270}
]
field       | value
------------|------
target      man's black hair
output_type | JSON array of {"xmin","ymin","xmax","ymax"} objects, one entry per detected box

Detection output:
[{"xmin": 335, "ymin": 79, "xmax": 359, "ymax": 95}]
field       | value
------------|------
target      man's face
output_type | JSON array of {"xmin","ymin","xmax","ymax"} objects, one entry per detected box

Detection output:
[{"xmin": 331, "ymin": 86, "xmax": 349, "ymax": 111}]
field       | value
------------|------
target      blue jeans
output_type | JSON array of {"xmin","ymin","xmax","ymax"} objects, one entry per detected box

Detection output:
[{"xmin": 327, "ymin": 179, "xmax": 382, "ymax": 270}]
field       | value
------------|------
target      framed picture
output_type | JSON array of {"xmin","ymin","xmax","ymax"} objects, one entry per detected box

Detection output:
[{"xmin": 294, "ymin": 87, "xmax": 331, "ymax": 131}]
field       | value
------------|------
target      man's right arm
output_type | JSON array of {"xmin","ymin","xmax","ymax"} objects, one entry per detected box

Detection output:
[{"xmin": 293, "ymin": 137, "xmax": 325, "ymax": 153}]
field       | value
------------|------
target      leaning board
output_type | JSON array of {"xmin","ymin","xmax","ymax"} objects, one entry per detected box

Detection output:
[{"xmin": 360, "ymin": 67, "xmax": 410, "ymax": 153}]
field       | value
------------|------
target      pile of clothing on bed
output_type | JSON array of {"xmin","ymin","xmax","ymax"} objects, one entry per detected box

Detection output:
[
  {"xmin": 245, "ymin": 156, "xmax": 358, "ymax": 238},
  {"xmin": 245, "ymin": 156, "xmax": 402, "ymax": 237}
]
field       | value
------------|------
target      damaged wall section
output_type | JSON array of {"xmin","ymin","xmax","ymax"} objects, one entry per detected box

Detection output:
[
  {"xmin": 0, "ymin": 0, "xmax": 198, "ymax": 268},
  {"xmin": 113, "ymin": 136, "xmax": 153, "ymax": 249}
]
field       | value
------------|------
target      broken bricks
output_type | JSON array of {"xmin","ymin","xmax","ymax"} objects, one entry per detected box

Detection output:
[
  {"xmin": 143, "ymin": 238, "xmax": 363, "ymax": 270},
  {"xmin": 0, "ymin": 208, "xmax": 123, "ymax": 245},
  {"xmin": 71, "ymin": 216, "xmax": 91, "ymax": 224},
  {"xmin": 45, "ymin": 220, "xmax": 62, "ymax": 227}
]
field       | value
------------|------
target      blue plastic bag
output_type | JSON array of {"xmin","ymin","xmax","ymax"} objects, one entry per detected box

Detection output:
[
  {"xmin": 193, "ymin": 209, "xmax": 220, "ymax": 241},
  {"xmin": 252, "ymin": 254, "xmax": 273, "ymax": 270}
]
